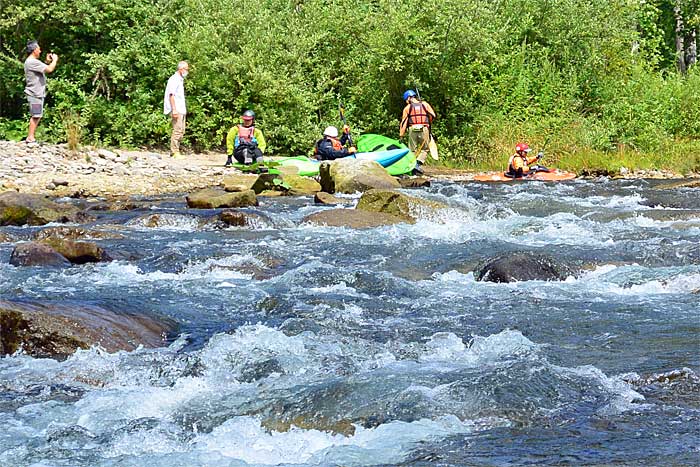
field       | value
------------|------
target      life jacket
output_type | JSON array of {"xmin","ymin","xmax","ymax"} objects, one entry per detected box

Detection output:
[
  {"xmin": 313, "ymin": 136, "xmax": 343, "ymax": 157},
  {"xmin": 407, "ymin": 102, "xmax": 431, "ymax": 127},
  {"xmin": 508, "ymin": 153, "xmax": 526, "ymax": 173},
  {"xmin": 237, "ymin": 124, "xmax": 255, "ymax": 144}
]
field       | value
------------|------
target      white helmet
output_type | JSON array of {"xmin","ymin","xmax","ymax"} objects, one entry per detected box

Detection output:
[{"xmin": 323, "ymin": 126, "xmax": 339, "ymax": 138}]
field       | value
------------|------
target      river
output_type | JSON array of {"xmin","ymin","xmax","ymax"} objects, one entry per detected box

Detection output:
[{"xmin": 1, "ymin": 177, "xmax": 698, "ymax": 466}]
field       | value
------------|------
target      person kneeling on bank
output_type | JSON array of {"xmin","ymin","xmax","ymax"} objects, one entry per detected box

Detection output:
[
  {"xmin": 314, "ymin": 125, "xmax": 356, "ymax": 160},
  {"xmin": 226, "ymin": 110, "xmax": 266, "ymax": 167}
]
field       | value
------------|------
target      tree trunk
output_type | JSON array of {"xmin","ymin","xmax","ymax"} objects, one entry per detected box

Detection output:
[
  {"xmin": 687, "ymin": 28, "xmax": 697, "ymax": 69},
  {"xmin": 674, "ymin": 2, "xmax": 687, "ymax": 74}
]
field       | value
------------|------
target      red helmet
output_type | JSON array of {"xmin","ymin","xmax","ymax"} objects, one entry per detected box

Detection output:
[{"xmin": 515, "ymin": 143, "xmax": 532, "ymax": 153}]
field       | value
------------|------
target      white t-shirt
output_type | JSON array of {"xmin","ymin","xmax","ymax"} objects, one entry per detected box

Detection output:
[{"xmin": 163, "ymin": 72, "xmax": 186, "ymax": 115}]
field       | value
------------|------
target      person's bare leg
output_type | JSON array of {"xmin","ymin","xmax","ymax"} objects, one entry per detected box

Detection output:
[{"xmin": 27, "ymin": 117, "xmax": 40, "ymax": 142}]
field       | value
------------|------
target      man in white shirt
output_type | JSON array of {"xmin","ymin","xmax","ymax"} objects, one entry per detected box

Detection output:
[
  {"xmin": 24, "ymin": 40, "xmax": 58, "ymax": 145},
  {"xmin": 163, "ymin": 61, "xmax": 189, "ymax": 158}
]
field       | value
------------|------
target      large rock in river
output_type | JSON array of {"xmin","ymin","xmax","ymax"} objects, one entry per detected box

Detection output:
[
  {"xmin": 223, "ymin": 173, "xmax": 259, "ymax": 192},
  {"xmin": 303, "ymin": 208, "xmax": 406, "ymax": 229},
  {"xmin": 320, "ymin": 159, "xmax": 400, "ymax": 194},
  {"xmin": 186, "ymin": 188, "xmax": 258, "ymax": 209},
  {"xmin": 39, "ymin": 238, "xmax": 111, "ymax": 264},
  {"xmin": 0, "ymin": 191, "xmax": 82, "ymax": 226},
  {"xmin": 9, "ymin": 242, "xmax": 71, "ymax": 267},
  {"xmin": 474, "ymin": 252, "xmax": 574, "ymax": 283},
  {"xmin": 356, "ymin": 189, "xmax": 447, "ymax": 222},
  {"xmin": 0, "ymin": 300, "xmax": 176, "ymax": 358}
]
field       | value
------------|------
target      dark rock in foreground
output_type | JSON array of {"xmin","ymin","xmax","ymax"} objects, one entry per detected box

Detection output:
[
  {"xmin": 0, "ymin": 300, "xmax": 177, "ymax": 358},
  {"xmin": 474, "ymin": 252, "xmax": 575, "ymax": 283}
]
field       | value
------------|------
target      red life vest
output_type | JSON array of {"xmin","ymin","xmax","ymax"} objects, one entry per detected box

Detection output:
[
  {"xmin": 407, "ymin": 102, "xmax": 431, "ymax": 127},
  {"xmin": 238, "ymin": 124, "xmax": 255, "ymax": 144}
]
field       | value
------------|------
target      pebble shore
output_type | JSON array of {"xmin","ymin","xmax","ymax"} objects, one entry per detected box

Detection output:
[{"xmin": 0, "ymin": 141, "xmax": 228, "ymax": 198}]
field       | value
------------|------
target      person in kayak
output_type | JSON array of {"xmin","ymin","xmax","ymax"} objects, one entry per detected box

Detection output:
[
  {"xmin": 399, "ymin": 89, "xmax": 436, "ymax": 175},
  {"xmin": 505, "ymin": 142, "xmax": 544, "ymax": 178},
  {"xmin": 314, "ymin": 125, "xmax": 357, "ymax": 160},
  {"xmin": 226, "ymin": 110, "xmax": 266, "ymax": 167}
]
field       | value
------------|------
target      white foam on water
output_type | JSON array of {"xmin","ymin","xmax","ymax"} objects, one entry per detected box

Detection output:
[
  {"xmin": 305, "ymin": 281, "xmax": 370, "ymax": 299},
  {"xmin": 561, "ymin": 192, "xmax": 649, "ymax": 210},
  {"xmin": 191, "ymin": 414, "xmax": 504, "ymax": 466},
  {"xmin": 557, "ymin": 364, "xmax": 647, "ymax": 415},
  {"xmin": 416, "ymin": 329, "xmax": 541, "ymax": 368},
  {"xmin": 25, "ymin": 254, "xmax": 261, "ymax": 288},
  {"xmin": 631, "ymin": 213, "xmax": 700, "ymax": 229},
  {"xmin": 570, "ymin": 265, "xmax": 700, "ymax": 296},
  {"xmin": 125, "ymin": 213, "xmax": 203, "ymax": 231}
]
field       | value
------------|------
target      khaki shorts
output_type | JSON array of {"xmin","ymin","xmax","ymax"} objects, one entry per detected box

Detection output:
[{"xmin": 27, "ymin": 96, "xmax": 44, "ymax": 118}]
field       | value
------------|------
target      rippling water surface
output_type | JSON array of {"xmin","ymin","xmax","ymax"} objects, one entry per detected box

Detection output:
[{"xmin": 1, "ymin": 178, "xmax": 699, "ymax": 466}]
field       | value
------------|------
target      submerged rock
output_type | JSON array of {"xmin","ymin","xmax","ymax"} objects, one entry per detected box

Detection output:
[
  {"xmin": 211, "ymin": 209, "xmax": 271, "ymax": 229},
  {"xmin": 474, "ymin": 252, "xmax": 575, "ymax": 283},
  {"xmin": 303, "ymin": 208, "xmax": 406, "ymax": 229},
  {"xmin": 398, "ymin": 177, "xmax": 431, "ymax": 188},
  {"xmin": 0, "ymin": 299, "xmax": 176, "ymax": 358},
  {"xmin": 34, "ymin": 226, "xmax": 124, "ymax": 241},
  {"xmin": 0, "ymin": 191, "xmax": 81, "ymax": 226},
  {"xmin": 654, "ymin": 179, "xmax": 700, "ymax": 190},
  {"xmin": 186, "ymin": 188, "xmax": 258, "ymax": 209},
  {"xmin": 356, "ymin": 189, "xmax": 447, "ymax": 222},
  {"xmin": 320, "ymin": 159, "xmax": 400, "ymax": 194}
]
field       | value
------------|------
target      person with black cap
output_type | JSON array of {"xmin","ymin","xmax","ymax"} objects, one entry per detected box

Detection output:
[
  {"xmin": 225, "ymin": 110, "xmax": 267, "ymax": 168},
  {"xmin": 23, "ymin": 40, "xmax": 58, "ymax": 145}
]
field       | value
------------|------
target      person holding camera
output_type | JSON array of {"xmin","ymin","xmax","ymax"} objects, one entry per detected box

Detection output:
[{"xmin": 23, "ymin": 40, "xmax": 58, "ymax": 145}]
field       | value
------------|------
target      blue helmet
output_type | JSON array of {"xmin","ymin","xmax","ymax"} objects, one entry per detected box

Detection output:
[{"xmin": 402, "ymin": 90, "xmax": 417, "ymax": 101}]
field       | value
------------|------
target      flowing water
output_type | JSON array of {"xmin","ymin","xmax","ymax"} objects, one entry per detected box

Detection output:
[{"xmin": 0, "ymin": 178, "xmax": 699, "ymax": 466}]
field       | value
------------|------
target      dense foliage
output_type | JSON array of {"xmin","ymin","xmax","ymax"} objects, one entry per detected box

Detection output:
[{"xmin": 1, "ymin": 0, "xmax": 699, "ymax": 170}]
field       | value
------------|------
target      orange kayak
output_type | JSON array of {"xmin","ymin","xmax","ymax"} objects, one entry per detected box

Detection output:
[{"xmin": 473, "ymin": 169, "xmax": 577, "ymax": 182}]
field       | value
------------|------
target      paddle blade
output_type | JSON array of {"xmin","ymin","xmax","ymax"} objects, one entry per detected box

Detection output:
[{"xmin": 428, "ymin": 137, "xmax": 438, "ymax": 160}]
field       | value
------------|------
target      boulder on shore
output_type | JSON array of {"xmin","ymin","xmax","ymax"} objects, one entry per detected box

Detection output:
[
  {"xmin": 0, "ymin": 299, "xmax": 176, "ymax": 358},
  {"xmin": 319, "ymin": 159, "xmax": 400, "ymax": 194},
  {"xmin": 186, "ymin": 188, "xmax": 258, "ymax": 209},
  {"xmin": 356, "ymin": 189, "xmax": 447, "ymax": 222},
  {"xmin": 303, "ymin": 208, "xmax": 405, "ymax": 229},
  {"xmin": 0, "ymin": 191, "xmax": 82, "ymax": 226},
  {"xmin": 474, "ymin": 252, "xmax": 575, "ymax": 283}
]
